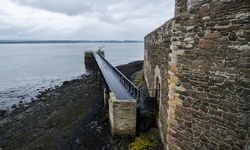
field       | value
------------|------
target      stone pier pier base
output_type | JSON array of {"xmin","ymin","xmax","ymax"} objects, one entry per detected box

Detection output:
[{"xmin": 108, "ymin": 92, "xmax": 137, "ymax": 136}]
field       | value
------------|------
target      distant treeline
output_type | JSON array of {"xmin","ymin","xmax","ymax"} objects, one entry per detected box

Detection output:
[{"xmin": 0, "ymin": 40, "xmax": 143, "ymax": 44}]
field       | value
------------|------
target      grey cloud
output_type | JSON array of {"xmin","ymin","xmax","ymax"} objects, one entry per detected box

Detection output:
[
  {"xmin": 0, "ymin": 25, "xmax": 31, "ymax": 39},
  {"xmin": 11, "ymin": 0, "xmax": 93, "ymax": 15},
  {"xmin": 2, "ymin": 0, "xmax": 175, "ymax": 40},
  {"xmin": 11, "ymin": 0, "xmax": 174, "ymax": 17}
]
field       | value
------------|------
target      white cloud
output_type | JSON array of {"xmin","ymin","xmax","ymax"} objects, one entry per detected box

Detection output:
[{"xmin": 0, "ymin": 0, "xmax": 175, "ymax": 40}]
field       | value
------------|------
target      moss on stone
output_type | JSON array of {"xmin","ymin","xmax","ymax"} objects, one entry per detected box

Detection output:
[
  {"xmin": 132, "ymin": 70, "xmax": 145, "ymax": 88},
  {"xmin": 128, "ymin": 133, "xmax": 157, "ymax": 150}
]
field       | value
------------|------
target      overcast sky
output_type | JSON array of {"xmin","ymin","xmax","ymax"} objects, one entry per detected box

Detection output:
[{"xmin": 0, "ymin": 0, "xmax": 175, "ymax": 41}]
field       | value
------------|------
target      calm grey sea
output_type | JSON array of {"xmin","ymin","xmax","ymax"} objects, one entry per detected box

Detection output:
[{"xmin": 0, "ymin": 43, "xmax": 144, "ymax": 110}]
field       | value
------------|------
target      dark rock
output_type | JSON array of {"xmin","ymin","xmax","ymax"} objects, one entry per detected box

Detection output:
[
  {"xmin": 116, "ymin": 61, "xmax": 143, "ymax": 79},
  {"xmin": 36, "ymin": 94, "xmax": 42, "ymax": 99},
  {"xmin": 185, "ymin": 121, "xmax": 192, "ymax": 128},
  {"xmin": 63, "ymin": 81, "xmax": 70, "ymax": 85},
  {"xmin": 11, "ymin": 104, "xmax": 17, "ymax": 109},
  {"xmin": 223, "ymin": 113, "xmax": 238, "ymax": 122},
  {"xmin": 209, "ymin": 108, "xmax": 221, "ymax": 116},
  {"xmin": 0, "ymin": 110, "xmax": 7, "ymax": 116},
  {"xmin": 137, "ymin": 110, "xmax": 157, "ymax": 132},
  {"xmin": 200, "ymin": 104, "xmax": 208, "ymax": 113}
]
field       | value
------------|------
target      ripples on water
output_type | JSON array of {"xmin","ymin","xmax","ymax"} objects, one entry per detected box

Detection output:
[{"xmin": 0, "ymin": 43, "xmax": 144, "ymax": 110}]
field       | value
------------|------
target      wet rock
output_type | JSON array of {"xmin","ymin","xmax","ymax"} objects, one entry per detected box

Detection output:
[
  {"xmin": 36, "ymin": 94, "xmax": 42, "ymax": 99},
  {"xmin": 63, "ymin": 81, "xmax": 70, "ymax": 85},
  {"xmin": 11, "ymin": 104, "xmax": 17, "ymax": 109},
  {"xmin": 0, "ymin": 110, "xmax": 7, "ymax": 117},
  {"xmin": 0, "ymin": 119, "xmax": 8, "ymax": 127},
  {"xmin": 138, "ymin": 110, "xmax": 157, "ymax": 132},
  {"xmin": 116, "ymin": 61, "xmax": 143, "ymax": 78}
]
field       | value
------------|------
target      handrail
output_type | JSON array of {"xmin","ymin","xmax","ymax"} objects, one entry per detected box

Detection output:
[{"xmin": 96, "ymin": 52, "xmax": 141, "ymax": 100}]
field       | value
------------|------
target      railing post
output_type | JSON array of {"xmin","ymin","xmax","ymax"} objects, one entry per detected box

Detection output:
[
  {"xmin": 99, "ymin": 73, "xmax": 102, "ymax": 91},
  {"xmin": 138, "ymin": 90, "xmax": 140, "ymax": 100}
]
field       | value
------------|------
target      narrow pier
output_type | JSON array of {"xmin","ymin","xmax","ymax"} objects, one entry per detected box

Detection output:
[{"xmin": 87, "ymin": 51, "xmax": 157, "ymax": 136}]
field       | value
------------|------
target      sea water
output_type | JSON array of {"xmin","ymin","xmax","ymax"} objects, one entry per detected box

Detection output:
[{"xmin": 0, "ymin": 43, "xmax": 144, "ymax": 110}]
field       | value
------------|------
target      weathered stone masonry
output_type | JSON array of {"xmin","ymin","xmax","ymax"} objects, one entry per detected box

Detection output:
[
  {"xmin": 108, "ymin": 92, "xmax": 136, "ymax": 136},
  {"xmin": 144, "ymin": 0, "xmax": 250, "ymax": 149}
]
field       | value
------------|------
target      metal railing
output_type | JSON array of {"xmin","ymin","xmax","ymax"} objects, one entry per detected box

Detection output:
[{"xmin": 96, "ymin": 52, "xmax": 141, "ymax": 100}]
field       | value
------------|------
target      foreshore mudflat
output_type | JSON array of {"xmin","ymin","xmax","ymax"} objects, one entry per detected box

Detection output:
[{"xmin": 0, "ymin": 61, "xmax": 144, "ymax": 149}]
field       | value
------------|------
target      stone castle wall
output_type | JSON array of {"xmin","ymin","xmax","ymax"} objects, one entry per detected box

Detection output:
[
  {"xmin": 144, "ymin": 0, "xmax": 250, "ymax": 149},
  {"xmin": 144, "ymin": 19, "xmax": 172, "ymax": 145}
]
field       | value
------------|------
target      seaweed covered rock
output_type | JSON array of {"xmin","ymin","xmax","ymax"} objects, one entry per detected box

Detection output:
[
  {"xmin": 129, "ymin": 128, "xmax": 163, "ymax": 150},
  {"xmin": 116, "ymin": 61, "xmax": 143, "ymax": 78}
]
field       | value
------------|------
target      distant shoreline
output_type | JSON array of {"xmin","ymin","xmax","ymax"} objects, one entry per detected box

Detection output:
[{"xmin": 0, "ymin": 40, "xmax": 143, "ymax": 44}]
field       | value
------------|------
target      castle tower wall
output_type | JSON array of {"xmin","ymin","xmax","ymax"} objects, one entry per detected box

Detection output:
[{"xmin": 144, "ymin": 0, "xmax": 250, "ymax": 149}]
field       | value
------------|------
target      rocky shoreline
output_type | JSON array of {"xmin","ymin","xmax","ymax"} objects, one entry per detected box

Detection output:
[
  {"xmin": 0, "ymin": 60, "xmax": 163, "ymax": 150},
  {"xmin": 0, "ymin": 74, "xmax": 106, "ymax": 149}
]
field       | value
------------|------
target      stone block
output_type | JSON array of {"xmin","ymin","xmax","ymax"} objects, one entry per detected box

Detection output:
[
  {"xmin": 219, "ymin": 142, "xmax": 231, "ymax": 150},
  {"xmin": 219, "ymin": 101, "xmax": 234, "ymax": 109},
  {"xmin": 191, "ymin": 60, "xmax": 205, "ymax": 69},
  {"xmin": 210, "ymin": 104, "xmax": 218, "ymax": 109},
  {"xmin": 175, "ymin": 110, "xmax": 182, "ymax": 118},
  {"xmin": 172, "ymin": 41, "xmax": 182, "ymax": 46},
  {"xmin": 222, "ymin": 113, "xmax": 237, "ymax": 122},
  {"xmin": 185, "ymin": 121, "xmax": 192, "ymax": 128},
  {"xmin": 237, "ymin": 62, "xmax": 250, "ymax": 68},
  {"xmin": 170, "ymin": 74, "xmax": 178, "ymax": 84},
  {"xmin": 214, "ymin": 25, "xmax": 229, "ymax": 31},
  {"xmin": 171, "ymin": 65, "xmax": 177, "ymax": 73},
  {"xmin": 186, "ymin": 19, "xmax": 195, "ymax": 26},
  {"xmin": 222, "ymin": 2, "xmax": 240, "ymax": 10},
  {"xmin": 199, "ymin": 40, "xmax": 214, "ymax": 49},
  {"xmin": 202, "ymin": 16, "xmax": 211, "ymax": 22},
  {"xmin": 218, "ymin": 20, "xmax": 230, "ymax": 26},
  {"xmin": 236, "ymin": 30, "xmax": 244, "ymax": 37},
  {"xmin": 228, "ymin": 25, "xmax": 239, "ymax": 31},
  {"xmin": 204, "ymin": 32, "xmax": 221, "ymax": 39},
  {"xmin": 186, "ymin": 26, "xmax": 194, "ymax": 31},
  {"xmin": 184, "ymin": 37, "xmax": 193, "ymax": 41},
  {"xmin": 184, "ymin": 43, "xmax": 194, "ymax": 49},
  {"xmin": 200, "ymin": 104, "xmax": 208, "ymax": 113},
  {"xmin": 239, "ymin": 68, "xmax": 250, "ymax": 74},
  {"xmin": 211, "ymin": 1, "xmax": 223, "ymax": 12},
  {"xmin": 209, "ymin": 108, "xmax": 222, "ymax": 116},
  {"xmin": 168, "ymin": 117, "xmax": 179, "ymax": 127},
  {"xmin": 228, "ymin": 32, "xmax": 237, "ymax": 41}
]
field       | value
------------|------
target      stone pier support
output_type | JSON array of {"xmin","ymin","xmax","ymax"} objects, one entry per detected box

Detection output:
[{"xmin": 108, "ymin": 92, "xmax": 137, "ymax": 136}]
